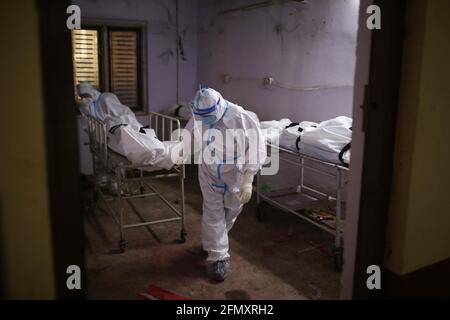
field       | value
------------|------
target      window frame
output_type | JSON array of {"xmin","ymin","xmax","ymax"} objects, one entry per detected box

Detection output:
[{"xmin": 76, "ymin": 18, "xmax": 148, "ymax": 114}]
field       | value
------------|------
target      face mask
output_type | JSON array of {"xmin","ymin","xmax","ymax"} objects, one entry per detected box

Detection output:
[
  {"xmin": 81, "ymin": 97, "xmax": 93, "ymax": 105},
  {"xmin": 201, "ymin": 115, "xmax": 217, "ymax": 126}
]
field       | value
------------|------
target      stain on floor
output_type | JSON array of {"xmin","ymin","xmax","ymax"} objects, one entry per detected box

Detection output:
[{"xmin": 84, "ymin": 170, "xmax": 341, "ymax": 300}]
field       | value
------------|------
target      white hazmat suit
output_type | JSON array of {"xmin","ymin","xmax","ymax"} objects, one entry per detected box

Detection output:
[
  {"xmin": 77, "ymin": 82, "xmax": 143, "ymax": 132},
  {"xmin": 184, "ymin": 88, "xmax": 266, "ymax": 280}
]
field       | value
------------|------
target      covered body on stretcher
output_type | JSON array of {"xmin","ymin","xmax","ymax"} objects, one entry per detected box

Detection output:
[
  {"xmin": 163, "ymin": 100, "xmax": 352, "ymax": 167},
  {"xmin": 260, "ymin": 116, "xmax": 352, "ymax": 167}
]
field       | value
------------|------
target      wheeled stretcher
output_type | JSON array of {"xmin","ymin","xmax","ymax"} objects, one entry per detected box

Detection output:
[
  {"xmin": 255, "ymin": 143, "xmax": 348, "ymax": 271},
  {"xmin": 85, "ymin": 112, "xmax": 186, "ymax": 252}
]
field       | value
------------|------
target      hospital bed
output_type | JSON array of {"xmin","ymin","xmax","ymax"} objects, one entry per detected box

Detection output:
[
  {"xmin": 256, "ymin": 139, "xmax": 349, "ymax": 271},
  {"xmin": 85, "ymin": 112, "xmax": 186, "ymax": 252}
]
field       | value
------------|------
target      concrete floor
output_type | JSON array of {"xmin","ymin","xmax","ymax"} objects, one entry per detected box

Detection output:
[{"xmin": 84, "ymin": 171, "xmax": 341, "ymax": 300}]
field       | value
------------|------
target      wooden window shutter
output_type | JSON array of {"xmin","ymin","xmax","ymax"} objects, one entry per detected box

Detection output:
[{"xmin": 109, "ymin": 30, "xmax": 140, "ymax": 109}]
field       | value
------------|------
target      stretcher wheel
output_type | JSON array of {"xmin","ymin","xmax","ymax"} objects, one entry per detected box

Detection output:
[
  {"xmin": 177, "ymin": 230, "xmax": 187, "ymax": 244},
  {"xmin": 334, "ymin": 248, "xmax": 343, "ymax": 272},
  {"xmin": 118, "ymin": 239, "xmax": 127, "ymax": 253}
]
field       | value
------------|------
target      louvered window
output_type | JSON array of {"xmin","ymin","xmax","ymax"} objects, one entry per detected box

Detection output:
[
  {"xmin": 109, "ymin": 30, "xmax": 140, "ymax": 109},
  {"xmin": 72, "ymin": 29, "xmax": 101, "ymax": 98},
  {"xmin": 71, "ymin": 24, "xmax": 145, "ymax": 112}
]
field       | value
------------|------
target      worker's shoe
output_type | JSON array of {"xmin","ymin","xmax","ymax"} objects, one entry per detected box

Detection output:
[{"xmin": 208, "ymin": 260, "xmax": 230, "ymax": 282}]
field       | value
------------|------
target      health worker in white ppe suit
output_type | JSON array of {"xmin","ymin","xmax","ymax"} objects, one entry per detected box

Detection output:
[
  {"xmin": 184, "ymin": 88, "xmax": 266, "ymax": 282},
  {"xmin": 76, "ymin": 82, "xmax": 143, "ymax": 132},
  {"xmin": 77, "ymin": 82, "xmax": 167, "ymax": 167}
]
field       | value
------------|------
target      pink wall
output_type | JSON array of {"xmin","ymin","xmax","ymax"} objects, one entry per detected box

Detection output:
[
  {"xmin": 75, "ymin": 0, "xmax": 360, "ymax": 175},
  {"xmin": 197, "ymin": 0, "xmax": 360, "ymax": 122},
  {"xmin": 73, "ymin": 0, "xmax": 198, "ymax": 113},
  {"xmin": 74, "ymin": 0, "xmax": 198, "ymax": 174},
  {"xmin": 73, "ymin": 0, "xmax": 358, "ymax": 120}
]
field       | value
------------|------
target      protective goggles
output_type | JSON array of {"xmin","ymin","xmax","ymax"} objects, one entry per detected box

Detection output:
[{"xmin": 193, "ymin": 98, "xmax": 221, "ymax": 117}]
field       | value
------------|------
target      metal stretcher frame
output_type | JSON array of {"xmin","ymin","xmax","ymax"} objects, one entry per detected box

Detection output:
[
  {"xmin": 255, "ymin": 143, "xmax": 349, "ymax": 270},
  {"xmin": 85, "ymin": 112, "xmax": 186, "ymax": 252}
]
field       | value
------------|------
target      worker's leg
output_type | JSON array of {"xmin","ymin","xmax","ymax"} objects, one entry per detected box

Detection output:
[
  {"xmin": 224, "ymin": 189, "xmax": 243, "ymax": 232},
  {"xmin": 198, "ymin": 167, "xmax": 229, "ymax": 263},
  {"xmin": 223, "ymin": 170, "xmax": 244, "ymax": 232}
]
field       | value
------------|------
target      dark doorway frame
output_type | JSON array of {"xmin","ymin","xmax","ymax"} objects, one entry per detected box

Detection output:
[
  {"xmin": 37, "ymin": 0, "xmax": 86, "ymax": 299},
  {"xmin": 351, "ymin": 0, "xmax": 407, "ymax": 299}
]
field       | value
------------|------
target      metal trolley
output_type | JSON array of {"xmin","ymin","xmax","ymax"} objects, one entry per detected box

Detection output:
[
  {"xmin": 255, "ymin": 144, "xmax": 348, "ymax": 270},
  {"xmin": 85, "ymin": 112, "xmax": 186, "ymax": 252}
]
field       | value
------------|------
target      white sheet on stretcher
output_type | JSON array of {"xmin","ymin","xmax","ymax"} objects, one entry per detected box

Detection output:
[
  {"xmin": 80, "ymin": 90, "xmax": 179, "ymax": 169},
  {"xmin": 108, "ymin": 125, "xmax": 176, "ymax": 169},
  {"xmin": 260, "ymin": 116, "xmax": 352, "ymax": 166},
  {"xmin": 260, "ymin": 118, "xmax": 292, "ymax": 145},
  {"xmin": 300, "ymin": 117, "xmax": 352, "ymax": 165}
]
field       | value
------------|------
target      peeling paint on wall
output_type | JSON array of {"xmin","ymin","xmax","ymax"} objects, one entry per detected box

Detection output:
[{"xmin": 158, "ymin": 48, "xmax": 175, "ymax": 64}]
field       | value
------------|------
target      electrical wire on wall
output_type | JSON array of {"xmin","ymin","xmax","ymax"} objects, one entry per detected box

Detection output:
[{"xmin": 221, "ymin": 74, "xmax": 353, "ymax": 92}]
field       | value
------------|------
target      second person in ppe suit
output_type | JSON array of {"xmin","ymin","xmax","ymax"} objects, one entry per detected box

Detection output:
[
  {"xmin": 77, "ymin": 82, "xmax": 168, "ymax": 167},
  {"xmin": 183, "ymin": 88, "xmax": 266, "ymax": 282},
  {"xmin": 77, "ymin": 81, "xmax": 143, "ymax": 132}
]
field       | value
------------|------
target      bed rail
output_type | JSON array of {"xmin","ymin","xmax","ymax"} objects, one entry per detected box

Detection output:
[
  {"xmin": 148, "ymin": 112, "xmax": 182, "ymax": 142},
  {"xmin": 85, "ymin": 115, "xmax": 108, "ymax": 167},
  {"xmin": 85, "ymin": 112, "xmax": 182, "ymax": 167}
]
